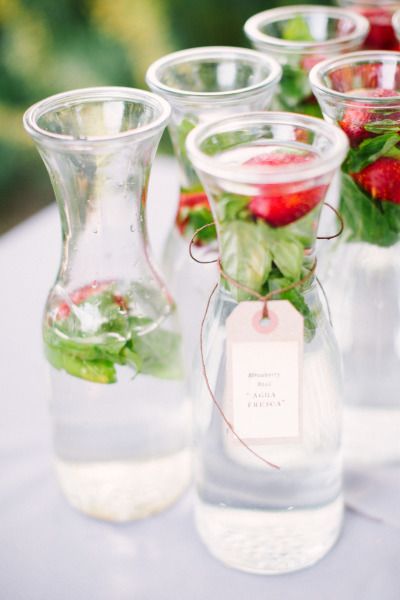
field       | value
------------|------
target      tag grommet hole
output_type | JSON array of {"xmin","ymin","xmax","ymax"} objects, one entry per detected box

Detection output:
[
  {"xmin": 252, "ymin": 309, "xmax": 278, "ymax": 334},
  {"xmin": 259, "ymin": 317, "xmax": 271, "ymax": 327}
]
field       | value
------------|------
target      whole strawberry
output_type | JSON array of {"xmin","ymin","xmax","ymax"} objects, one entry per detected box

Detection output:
[
  {"xmin": 352, "ymin": 156, "xmax": 400, "ymax": 204},
  {"xmin": 245, "ymin": 152, "xmax": 327, "ymax": 227},
  {"xmin": 339, "ymin": 88, "xmax": 399, "ymax": 146}
]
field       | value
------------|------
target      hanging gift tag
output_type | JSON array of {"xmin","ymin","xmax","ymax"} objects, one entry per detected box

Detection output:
[{"xmin": 225, "ymin": 300, "xmax": 303, "ymax": 445}]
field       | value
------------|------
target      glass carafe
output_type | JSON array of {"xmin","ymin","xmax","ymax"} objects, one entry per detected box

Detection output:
[
  {"xmin": 244, "ymin": 5, "xmax": 369, "ymax": 117},
  {"xmin": 146, "ymin": 47, "xmax": 281, "ymax": 370},
  {"xmin": 310, "ymin": 52, "xmax": 400, "ymax": 465},
  {"xmin": 338, "ymin": 0, "xmax": 400, "ymax": 49},
  {"xmin": 186, "ymin": 112, "xmax": 348, "ymax": 573},
  {"xmin": 23, "ymin": 87, "xmax": 191, "ymax": 521}
]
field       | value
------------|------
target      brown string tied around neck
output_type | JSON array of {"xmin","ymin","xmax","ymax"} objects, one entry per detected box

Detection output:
[
  {"xmin": 188, "ymin": 201, "xmax": 344, "ymax": 265},
  {"xmin": 199, "ymin": 282, "xmax": 280, "ymax": 470}
]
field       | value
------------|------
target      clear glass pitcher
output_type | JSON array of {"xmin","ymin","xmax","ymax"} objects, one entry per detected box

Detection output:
[
  {"xmin": 186, "ymin": 112, "xmax": 348, "ymax": 573},
  {"xmin": 23, "ymin": 87, "xmax": 191, "ymax": 521},
  {"xmin": 146, "ymin": 47, "xmax": 281, "ymax": 371},
  {"xmin": 310, "ymin": 51, "xmax": 400, "ymax": 465},
  {"xmin": 244, "ymin": 5, "xmax": 369, "ymax": 117}
]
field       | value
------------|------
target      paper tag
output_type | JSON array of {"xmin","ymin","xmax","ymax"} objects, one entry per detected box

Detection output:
[{"xmin": 225, "ymin": 300, "xmax": 303, "ymax": 445}]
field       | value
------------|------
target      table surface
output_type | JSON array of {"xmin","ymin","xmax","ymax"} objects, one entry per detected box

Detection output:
[{"xmin": 1, "ymin": 157, "xmax": 399, "ymax": 600}]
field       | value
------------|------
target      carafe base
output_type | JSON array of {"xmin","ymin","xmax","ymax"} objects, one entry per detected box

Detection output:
[
  {"xmin": 55, "ymin": 449, "xmax": 192, "ymax": 522},
  {"xmin": 195, "ymin": 495, "xmax": 343, "ymax": 574}
]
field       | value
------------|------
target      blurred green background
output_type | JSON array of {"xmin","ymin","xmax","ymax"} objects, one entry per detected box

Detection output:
[{"xmin": 0, "ymin": 0, "xmax": 327, "ymax": 233}]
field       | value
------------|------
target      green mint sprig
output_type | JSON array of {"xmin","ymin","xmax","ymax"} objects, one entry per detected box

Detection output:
[
  {"xmin": 219, "ymin": 193, "xmax": 317, "ymax": 336},
  {"xmin": 344, "ymin": 132, "xmax": 400, "ymax": 173},
  {"xmin": 282, "ymin": 15, "xmax": 314, "ymax": 42},
  {"xmin": 44, "ymin": 289, "xmax": 183, "ymax": 384},
  {"xmin": 341, "ymin": 122, "xmax": 400, "ymax": 246},
  {"xmin": 340, "ymin": 173, "xmax": 400, "ymax": 247}
]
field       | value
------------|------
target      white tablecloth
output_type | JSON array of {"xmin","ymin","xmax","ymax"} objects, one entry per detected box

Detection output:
[{"xmin": 1, "ymin": 157, "xmax": 399, "ymax": 600}]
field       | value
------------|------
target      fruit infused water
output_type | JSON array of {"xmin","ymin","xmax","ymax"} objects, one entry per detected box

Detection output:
[
  {"xmin": 311, "ymin": 51, "xmax": 400, "ymax": 464},
  {"xmin": 24, "ymin": 87, "xmax": 191, "ymax": 521},
  {"xmin": 146, "ymin": 48, "xmax": 281, "ymax": 375},
  {"xmin": 186, "ymin": 112, "xmax": 348, "ymax": 573}
]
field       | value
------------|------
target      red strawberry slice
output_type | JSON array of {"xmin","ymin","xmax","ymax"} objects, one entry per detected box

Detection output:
[
  {"xmin": 352, "ymin": 156, "xmax": 400, "ymax": 204},
  {"xmin": 245, "ymin": 152, "xmax": 328, "ymax": 227},
  {"xmin": 56, "ymin": 281, "xmax": 127, "ymax": 320},
  {"xmin": 338, "ymin": 88, "xmax": 399, "ymax": 146}
]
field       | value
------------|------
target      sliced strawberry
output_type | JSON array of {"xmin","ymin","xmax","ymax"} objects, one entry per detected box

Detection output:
[
  {"xmin": 70, "ymin": 281, "xmax": 110, "ymax": 305},
  {"xmin": 112, "ymin": 294, "xmax": 129, "ymax": 311},
  {"xmin": 352, "ymin": 156, "xmax": 400, "ymax": 204},
  {"xmin": 245, "ymin": 152, "xmax": 327, "ymax": 227},
  {"xmin": 56, "ymin": 281, "xmax": 122, "ymax": 320},
  {"xmin": 338, "ymin": 88, "xmax": 399, "ymax": 146}
]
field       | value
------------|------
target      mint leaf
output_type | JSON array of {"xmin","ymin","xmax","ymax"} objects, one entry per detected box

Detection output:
[
  {"xmin": 364, "ymin": 119, "xmax": 400, "ymax": 134},
  {"xmin": 270, "ymin": 238, "xmax": 303, "ymax": 280},
  {"xmin": 257, "ymin": 220, "xmax": 303, "ymax": 280},
  {"xmin": 187, "ymin": 205, "xmax": 215, "ymax": 242},
  {"xmin": 45, "ymin": 343, "xmax": 117, "ymax": 383},
  {"xmin": 345, "ymin": 133, "xmax": 400, "ymax": 173},
  {"xmin": 267, "ymin": 277, "xmax": 316, "ymax": 339},
  {"xmin": 382, "ymin": 200, "xmax": 400, "ymax": 235},
  {"xmin": 282, "ymin": 15, "xmax": 314, "ymax": 42},
  {"xmin": 44, "ymin": 327, "xmax": 127, "ymax": 361},
  {"xmin": 133, "ymin": 328, "xmax": 184, "ymax": 380},
  {"xmin": 340, "ymin": 172, "xmax": 400, "ymax": 246},
  {"xmin": 220, "ymin": 221, "xmax": 272, "ymax": 300},
  {"xmin": 200, "ymin": 130, "xmax": 255, "ymax": 156},
  {"xmin": 216, "ymin": 193, "xmax": 250, "ymax": 222}
]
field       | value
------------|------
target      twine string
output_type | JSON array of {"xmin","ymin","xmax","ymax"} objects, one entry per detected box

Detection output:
[
  {"xmin": 188, "ymin": 223, "xmax": 218, "ymax": 264},
  {"xmin": 189, "ymin": 202, "xmax": 345, "ymax": 262},
  {"xmin": 199, "ymin": 283, "xmax": 280, "ymax": 470},
  {"xmin": 316, "ymin": 202, "xmax": 344, "ymax": 241}
]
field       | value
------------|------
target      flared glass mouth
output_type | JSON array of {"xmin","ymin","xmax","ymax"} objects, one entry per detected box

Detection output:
[
  {"xmin": 23, "ymin": 87, "xmax": 171, "ymax": 146},
  {"xmin": 309, "ymin": 51, "xmax": 400, "ymax": 105},
  {"xmin": 244, "ymin": 5, "xmax": 369, "ymax": 54},
  {"xmin": 145, "ymin": 46, "xmax": 281, "ymax": 100},
  {"xmin": 186, "ymin": 111, "xmax": 348, "ymax": 184}
]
